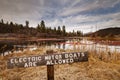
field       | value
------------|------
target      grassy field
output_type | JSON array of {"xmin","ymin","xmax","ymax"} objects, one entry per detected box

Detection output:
[{"xmin": 0, "ymin": 47, "xmax": 120, "ymax": 80}]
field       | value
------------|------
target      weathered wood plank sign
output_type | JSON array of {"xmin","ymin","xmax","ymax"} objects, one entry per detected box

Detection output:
[{"xmin": 7, "ymin": 52, "xmax": 88, "ymax": 69}]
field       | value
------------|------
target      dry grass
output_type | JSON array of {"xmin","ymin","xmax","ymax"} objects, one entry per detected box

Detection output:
[{"xmin": 0, "ymin": 47, "xmax": 120, "ymax": 80}]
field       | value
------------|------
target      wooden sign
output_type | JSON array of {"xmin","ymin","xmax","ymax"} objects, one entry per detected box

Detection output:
[{"xmin": 7, "ymin": 52, "xmax": 88, "ymax": 69}]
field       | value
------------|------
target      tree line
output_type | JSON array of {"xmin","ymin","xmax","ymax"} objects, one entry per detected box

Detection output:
[{"xmin": 0, "ymin": 19, "xmax": 83, "ymax": 38}]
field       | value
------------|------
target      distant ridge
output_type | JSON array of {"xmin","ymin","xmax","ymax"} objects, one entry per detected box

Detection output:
[{"xmin": 86, "ymin": 27, "xmax": 120, "ymax": 37}]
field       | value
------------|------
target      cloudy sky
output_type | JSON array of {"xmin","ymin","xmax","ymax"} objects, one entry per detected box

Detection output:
[{"xmin": 0, "ymin": 0, "xmax": 120, "ymax": 33}]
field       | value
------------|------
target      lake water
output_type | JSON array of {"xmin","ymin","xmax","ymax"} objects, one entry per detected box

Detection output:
[
  {"xmin": 1, "ymin": 38, "xmax": 120, "ymax": 56},
  {"xmin": 49, "ymin": 39, "xmax": 120, "ymax": 53}
]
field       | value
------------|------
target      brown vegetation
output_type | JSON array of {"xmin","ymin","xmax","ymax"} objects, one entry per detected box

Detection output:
[{"xmin": 0, "ymin": 47, "xmax": 120, "ymax": 80}]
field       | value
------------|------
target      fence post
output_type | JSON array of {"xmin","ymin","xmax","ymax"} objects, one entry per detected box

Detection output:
[{"xmin": 46, "ymin": 50, "xmax": 54, "ymax": 80}]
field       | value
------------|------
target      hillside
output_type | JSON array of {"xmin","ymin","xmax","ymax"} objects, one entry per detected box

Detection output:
[{"xmin": 86, "ymin": 27, "xmax": 120, "ymax": 37}]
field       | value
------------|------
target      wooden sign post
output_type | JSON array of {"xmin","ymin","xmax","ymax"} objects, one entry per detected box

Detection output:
[
  {"xmin": 46, "ymin": 50, "xmax": 54, "ymax": 80},
  {"xmin": 7, "ymin": 51, "xmax": 88, "ymax": 80}
]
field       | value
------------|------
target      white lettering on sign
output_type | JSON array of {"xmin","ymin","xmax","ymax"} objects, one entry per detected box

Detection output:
[
  {"xmin": 23, "ymin": 57, "xmax": 27, "ymax": 62},
  {"xmin": 7, "ymin": 52, "xmax": 88, "ymax": 69},
  {"xmin": 24, "ymin": 62, "xmax": 37, "ymax": 67},
  {"xmin": 45, "ymin": 54, "xmax": 62, "ymax": 60},
  {"xmin": 46, "ymin": 59, "xmax": 74, "ymax": 65},
  {"xmin": 81, "ymin": 53, "xmax": 85, "ymax": 57},
  {"xmin": 10, "ymin": 56, "xmax": 42, "ymax": 64},
  {"xmin": 65, "ymin": 53, "xmax": 81, "ymax": 58}
]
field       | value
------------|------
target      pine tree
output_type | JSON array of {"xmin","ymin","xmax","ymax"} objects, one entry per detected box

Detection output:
[
  {"xmin": 57, "ymin": 26, "xmax": 61, "ymax": 35},
  {"xmin": 25, "ymin": 20, "xmax": 29, "ymax": 28},
  {"xmin": 54, "ymin": 27, "xmax": 57, "ymax": 34},
  {"xmin": 37, "ymin": 24, "xmax": 41, "ymax": 32},
  {"xmin": 10, "ymin": 22, "xmax": 13, "ymax": 26},
  {"xmin": 62, "ymin": 25, "xmax": 66, "ymax": 36},
  {"xmin": 1, "ymin": 19, "xmax": 4, "ymax": 24},
  {"xmin": 40, "ymin": 20, "xmax": 46, "ymax": 33},
  {"xmin": 77, "ymin": 30, "xmax": 82, "ymax": 36}
]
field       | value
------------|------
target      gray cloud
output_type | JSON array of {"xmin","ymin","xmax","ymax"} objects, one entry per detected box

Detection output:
[{"xmin": 0, "ymin": 0, "xmax": 120, "ymax": 33}]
